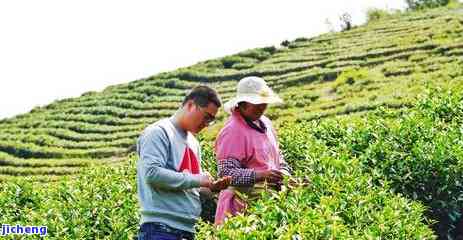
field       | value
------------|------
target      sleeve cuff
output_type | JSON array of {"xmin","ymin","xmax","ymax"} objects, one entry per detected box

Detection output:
[{"xmin": 250, "ymin": 170, "xmax": 257, "ymax": 185}]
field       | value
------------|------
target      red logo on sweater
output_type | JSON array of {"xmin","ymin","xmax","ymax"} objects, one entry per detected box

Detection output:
[{"xmin": 178, "ymin": 147, "xmax": 200, "ymax": 174}]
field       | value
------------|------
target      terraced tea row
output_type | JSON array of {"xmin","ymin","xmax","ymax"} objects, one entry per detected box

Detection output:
[{"xmin": 0, "ymin": 7, "xmax": 462, "ymax": 182}]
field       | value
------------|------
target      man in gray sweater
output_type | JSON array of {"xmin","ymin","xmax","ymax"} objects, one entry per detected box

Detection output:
[{"xmin": 137, "ymin": 86, "xmax": 231, "ymax": 240}]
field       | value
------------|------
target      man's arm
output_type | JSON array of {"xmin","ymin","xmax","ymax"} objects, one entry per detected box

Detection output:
[{"xmin": 138, "ymin": 127, "xmax": 201, "ymax": 190}]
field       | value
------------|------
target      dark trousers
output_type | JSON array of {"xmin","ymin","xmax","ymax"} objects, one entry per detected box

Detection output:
[{"xmin": 138, "ymin": 222, "xmax": 194, "ymax": 240}]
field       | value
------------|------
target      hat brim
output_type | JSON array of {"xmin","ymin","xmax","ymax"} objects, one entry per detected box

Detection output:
[{"xmin": 224, "ymin": 94, "xmax": 283, "ymax": 114}]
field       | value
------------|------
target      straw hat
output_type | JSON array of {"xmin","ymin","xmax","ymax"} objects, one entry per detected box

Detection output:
[{"xmin": 224, "ymin": 76, "xmax": 283, "ymax": 113}]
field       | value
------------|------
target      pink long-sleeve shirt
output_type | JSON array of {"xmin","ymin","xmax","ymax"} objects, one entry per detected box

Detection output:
[
  {"xmin": 215, "ymin": 109, "xmax": 281, "ymax": 171},
  {"xmin": 214, "ymin": 109, "xmax": 284, "ymax": 225}
]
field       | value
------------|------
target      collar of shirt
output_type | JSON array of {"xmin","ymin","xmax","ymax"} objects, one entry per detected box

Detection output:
[{"xmin": 169, "ymin": 115, "xmax": 188, "ymax": 139}]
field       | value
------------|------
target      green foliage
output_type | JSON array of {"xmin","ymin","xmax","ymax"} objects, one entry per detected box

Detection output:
[
  {"xmin": 220, "ymin": 56, "xmax": 257, "ymax": 70},
  {"xmin": 237, "ymin": 46, "xmax": 277, "ymax": 61},
  {"xmin": 2, "ymin": 90, "xmax": 463, "ymax": 239},
  {"xmin": 294, "ymin": 37, "xmax": 308, "ymax": 42},
  {"xmin": 0, "ymin": 155, "xmax": 139, "ymax": 239},
  {"xmin": 0, "ymin": 6, "xmax": 463, "ymax": 239},
  {"xmin": 196, "ymin": 106, "xmax": 440, "ymax": 238},
  {"xmin": 446, "ymin": 0, "xmax": 463, "ymax": 8},
  {"xmin": 280, "ymin": 40, "xmax": 290, "ymax": 47},
  {"xmin": 332, "ymin": 67, "xmax": 381, "ymax": 93},
  {"xmin": 405, "ymin": 0, "xmax": 451, "ymax": 10},
  {"xmin": 197, "ymin": 179, "xmax": 433, "ymax": 239},
  {"xmin": 366, "ymin": 8, "xmax": 396, "ymax": 23},
  {"xmin": 299, "ymin": 89, "xmax": 463, "ymax": 239}
]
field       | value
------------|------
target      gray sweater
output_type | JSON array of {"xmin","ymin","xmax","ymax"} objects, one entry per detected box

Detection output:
[{"xmin": 136, "ymin": 117, "xmax": 202, "ymax": 233}]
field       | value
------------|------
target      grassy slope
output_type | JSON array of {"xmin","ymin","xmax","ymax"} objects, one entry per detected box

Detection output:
[
  {"xmin": 0, "ymin": 7, "xmax": 462, "ymax": 180},
  {"xmin": 0, "ymin": 5, "xmax": 462, "ymax": 240}
]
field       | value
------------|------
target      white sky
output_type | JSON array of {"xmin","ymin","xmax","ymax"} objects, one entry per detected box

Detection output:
[{"xmin": 0, "ymin": 0, "xmax": 407, "ymax": 119}]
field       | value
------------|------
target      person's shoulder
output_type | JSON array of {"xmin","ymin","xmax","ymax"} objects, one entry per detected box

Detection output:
[
  {"xmin": 218, "ymin": 116, "xmax": 239, "ymax": 132},
  {"xmin": 141, "ymin": 118, "xmax": 171, "ymax": 139},
  {"xmin": 216, "ymin": 119, "xmax": 245, "ymax": 143},
  {"xmin": 261, "ymin": 115, "xmax": 274, "ymax": 127}
]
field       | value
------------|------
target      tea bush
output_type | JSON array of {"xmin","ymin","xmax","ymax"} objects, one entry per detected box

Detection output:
[
  {"xmin": 281, "ymin": 89, "xmax": 463, "ymax": 239},
  {"xmin": 197, "ymin": 130, "xmax": 434, "ymax": 239}
]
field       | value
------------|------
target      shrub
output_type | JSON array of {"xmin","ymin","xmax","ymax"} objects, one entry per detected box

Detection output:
[
  {"xmin": 305, "ymin": 89, "xmax": 463, "ymax": 239},
  {"xmin": 332, "ymin": 67, "xmax": 381, "ymax": 92},
  {"xmin": 339, "ymin": 13, "xmax": 353, "ymax": 31},
  {"xmin": 0, "ymin": 155, "xmax": 139, "ymax": 239},
  {"xmin": 280, "ymin": 40, "xmax": 290, "ymax": 47},
  {"xmin": 366, "ymin": 8, "xmax": 395, "ymax": 23},
  {"xmin": 237, "ymin": 47, "xmax": 277, "ymax": 61},
  {"xmin": 197, "ymin": 129, "xmax": 434, "ymax": 239},
  {"xmin": 405, "ymin": 0, "xmax": 450, "ymax": 10},
  {"xmin": 221, "ymin": 56, "xmax": 243, "ymax": 69},
  {"xmin": 163, "ymin": 79, "xmax": 178, "ymax": 89}
]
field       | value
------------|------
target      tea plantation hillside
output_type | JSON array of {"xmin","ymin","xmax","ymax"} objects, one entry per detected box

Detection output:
[
  {"xmin": 0, "ymin": 7, "xmax": 462, "ymax": 180},
  {"xmin": 0, "ymin": 5, "xmax": 463, "ymax": 240}
]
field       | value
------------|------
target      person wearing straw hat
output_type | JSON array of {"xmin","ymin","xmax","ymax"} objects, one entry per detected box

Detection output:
[{"xmin": 214, "ymin": 76, "xmax": 292, "ymax": 225}]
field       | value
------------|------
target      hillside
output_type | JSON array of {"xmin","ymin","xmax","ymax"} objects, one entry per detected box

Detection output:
[
  {"xmin": 0, "ymin": 5, "xmax": 463, "ymax": 239},
  {"xmin": 1, "ymin": 7, "xmax": 462, "ymax": 180}
]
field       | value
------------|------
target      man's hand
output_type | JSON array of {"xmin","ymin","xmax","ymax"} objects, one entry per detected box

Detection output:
[
  {"xmin": 199, "ymin": 174, "xmax": 214, "ymax": 188},
  {"xmin": 255, "ymin": 169, "xmax": 283, "ymax": 183},
  {"xmin": 210, "ymin": 176, "xmax": 232, "ymax": 192},
  {"xmin": 198, "ymin": 174, "xmax": 232, "ymax": 192}
]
